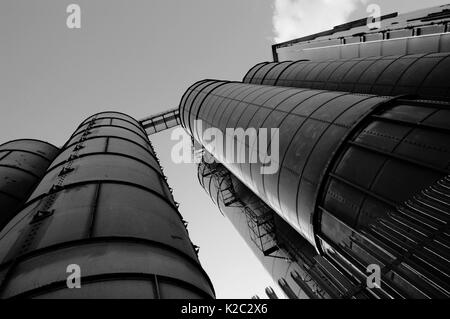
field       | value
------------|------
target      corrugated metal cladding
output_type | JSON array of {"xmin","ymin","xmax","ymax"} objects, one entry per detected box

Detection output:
[
  {"xmin": 0, "ymin": 140, "xmax": 59, "ymax": 230},
  {"xmin": 0, "ymin": 112, "xmax": 214, "ymax": 299},
  {"xmin": 243, "ymin": 53, "xmax": 450, "ymax": 100},
  {"xmin": 181, "ymin": 80, "xmax": 450, "ymax": 298}
]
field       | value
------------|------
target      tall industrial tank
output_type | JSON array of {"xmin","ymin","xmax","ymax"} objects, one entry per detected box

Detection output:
[
  {"xmin": 0, "ymin": 139, "xmax": 59, "ymax": 230},
  {"xmin": 197, "ymin": 154, "xmax": 331, "ymax": 299},
  {"xmin": 0, "ymin": 112, "xmax": 214, "ymax": 299},
  {"xmin": 181, "ymin": 80, "xmax": 450, "ymax": 298},
  {"xmin": 243, "ymin": 53, "xmax": 450, "ymax": 100}
]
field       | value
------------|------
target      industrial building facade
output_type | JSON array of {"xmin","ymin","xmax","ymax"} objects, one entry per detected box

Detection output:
[{"xmin": 182, "ymin": 5, "xmax": 450, "ymax": 299}]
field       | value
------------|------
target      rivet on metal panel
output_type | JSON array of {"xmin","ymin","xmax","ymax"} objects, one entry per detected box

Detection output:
[
  {"xmin": 68, "ymin": 154, "xmax": 79, "ymax": 161},
  {"xmin": 30, "ymin": 210, "xmax": 54, "ymax": 224},
  {"xmin": 74, "ymin": 144, "xmax": 85, "ymax": 151},
  {"xmin": 58, "ymin": 167, "xmax": 75, "ymax": 177},
  {"xmin": 50, "ymin": 184, "xmax": 64, "ymax": 193},
  {"xmin": 193, "ymin": 244, "xmax": 200, "ymax": 255}
]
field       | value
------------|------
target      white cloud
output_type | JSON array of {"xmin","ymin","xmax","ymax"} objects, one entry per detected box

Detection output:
[{"xmin": 273, "ymin": 0, "xmax": 366, "ymax": 43}]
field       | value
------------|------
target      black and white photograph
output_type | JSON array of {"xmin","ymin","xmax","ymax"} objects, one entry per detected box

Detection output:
[{"xmin": 0, "ymin": 0, "xmax": 449, "ymax": 309}]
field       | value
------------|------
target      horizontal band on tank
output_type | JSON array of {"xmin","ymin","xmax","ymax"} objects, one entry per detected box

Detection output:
[
  {"xmin": 79, "ymin": 111, "xmax": 143, "ymax": 128},
  {"xmin": 0, "ymin": 190, "xmax": 21, "ymax": 201},
  {"xmin": 73, "ymin": 116, "xmax": 149, "ymax": 141},
  {"xmin": 68, "ymin": 124, "xmax": 150, "ymax": 147},
  {"xmin": 0, "ymin": 139, "xmax": 59, "ymax": 151},
  {"xmin": 50, "ymin": 136, "xmax": 159, "ymax": 172},
  {"xmin": 43, "ymin": 151, "xmax": 166, "ymax": 183},
  {"xmin": 7, "ymin": 273, "xmax": 213, "ymax": 299},
  {"xmin": 370, "ymin": 114, "xmax": 450, "ymax": 134},
  {"xmin": 178, "ymin": 80, "xmax": 211, "ymax": 128},
  {"xmin": 348, "ymin": 141, "xmax": 450, "ymax": 175},
  {"xmin": 18, "ymin": 180, "xmax": 180, "ymax": 223},
  {"xmin": 79, "ymin": 114, "xmax": 148, "ymax": 137},
  {"xmin": 328, "ymin": 172, "xmax": 398, "ymax": 208},
  {"xmin": 62, "ymin": 135, "xmax": 155, "ymax": 160},
  {"xmin": 0, "ymin": 149, "xmax": 54, "ymax": 162},
  {"xmin": 0, "ymin": 164, "xmax": 40, "ymax": 179},
  {"xmin": 0, "ymin": 236, "xmax": 214, "ymax": 297}
]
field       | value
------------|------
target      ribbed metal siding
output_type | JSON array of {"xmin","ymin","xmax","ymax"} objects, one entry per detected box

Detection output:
[
  {"xmin": 0, "ymin": 112, "xmax": 214, "ymax": 299},
  {"xmin": 244, "ymin": 53, "xmax": 450, "ymax": 100},
  {"xmin": 0, "ymin": 140, "xmax": 58, "ymax": 230}
]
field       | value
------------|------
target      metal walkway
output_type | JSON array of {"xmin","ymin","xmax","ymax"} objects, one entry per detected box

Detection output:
[{"xmin": 140, "ymin": 108, "xmax": 180, "ymax": 135}]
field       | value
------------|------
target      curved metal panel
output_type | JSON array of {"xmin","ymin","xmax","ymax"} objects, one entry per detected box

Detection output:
[
  {"xmin": 242, "ymin": 62, "xmax": 269, "ymax": 83},
  {"xmin": 244, "ymin": 53, "xmax": 450, "ymax": 100},
  {"xmin": 183, "ymin": 81, "xmax": 391, "ymax": 245},
  {"xmin": 0, "ymin": 140, "xmax": 58, "ymax": 230}
]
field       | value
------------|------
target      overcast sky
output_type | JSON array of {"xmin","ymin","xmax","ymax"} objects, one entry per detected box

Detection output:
[{"xmin": 0, "ymin": 0, "xmax": 448, "ymax": 299}]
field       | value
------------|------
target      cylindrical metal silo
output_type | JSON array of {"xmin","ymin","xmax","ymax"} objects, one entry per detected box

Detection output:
[
  {"xmin": 181, "ymin": 80, "xmax": 450, "ymax": 298},
  {"xmin": 197, "ymin": 154, "xmax": 328, "ymax": 299},
  {"xmin": 0, "ymin": 139, "xmax": 59, "ymax": 230},
  {"xmin": 0, "ymin": 111, "xmax": 214, "ymax": 299},
  {"xmin": 243, "ymin": 53, "xmax": 450, "ymax": 100}
]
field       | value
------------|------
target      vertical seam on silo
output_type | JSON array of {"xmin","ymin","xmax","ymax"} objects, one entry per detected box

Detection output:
[
  {"xmin": 88, "ymin": 183, "xmax": 102, "ymax": 238},
  {"xmin": 243, "ymin": 62, "xmax": 268, "ymax": 83},
  {"xmin": 154, "ymin": 274, "xmax": 161, "ymax": 299},
  {"xmin": 274, "ymin": 91, "xmax": 334, "ymax": 219},
  {"xmin": 388, "ymin": 53, "xmax": 430, "ymax": 96},
  {"xmin": 0, "ymin": 151, "xmax": 12, "ymax": 161},
  {"xmin": 335, "ymin": 59, "xmax": 363, "ymax": 91},
  {"xmin": 368, "ymin": 55, "xmax": 406, "ymax": 94},
  {"xmin": 417, "ymin": 54, "xmax": 449, "ymax": 94},
  {"xmin": 274, "ymin": 61, "xmax": 304, "ymax": 86}
]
